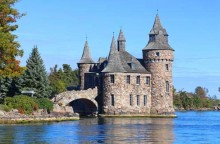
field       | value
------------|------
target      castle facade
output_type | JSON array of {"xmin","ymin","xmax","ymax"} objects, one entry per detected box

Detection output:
[{"xmin": 77, "ymin": 14, "xmax": 175, "ymax": 115}]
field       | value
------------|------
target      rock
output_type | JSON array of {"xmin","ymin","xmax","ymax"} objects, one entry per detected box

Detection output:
[
  {"xmin": 0, "ymin": 110, "xmax": 5, "ymax": 116},
  {"xmin": 64, "ymin": 106, "xmax": 74, "ymax": 113}
]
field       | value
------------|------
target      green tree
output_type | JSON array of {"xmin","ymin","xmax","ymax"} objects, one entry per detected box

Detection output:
[
  {"xmin": 0, "ymin": 0, "xmax": 25, "ymax": 100},
  {"xmin": 193, "ymin": 95, "xmax": 202, "ymax": 108},
  {"xmin": 179, "ymin": 91, "xmax": 193, "ymax": 110},
  {"xmin": 195, "ymin": 86, "xmax": 207, "ymax": 98},
  {"xmin": 21, "ymin": 46, "xmax": 51, "ymax": 98},
  {"xmin": 48, "ymin": 64, "xmax": 79, "ymax": 96}
]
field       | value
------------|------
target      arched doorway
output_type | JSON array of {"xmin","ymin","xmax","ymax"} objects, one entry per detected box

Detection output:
[{"xmin": 69, "ymin": 98, "xmax": 98, "ymax": 117}]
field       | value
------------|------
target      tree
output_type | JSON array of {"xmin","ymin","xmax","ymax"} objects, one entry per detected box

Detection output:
[
  {"xmin": 48, "ymin": 64, "xmax": 79, "ymax": 97},
  {"xmin": 195, "ymin": 86, "xmax": 207, "ymax": 98},
  {"xmin": 0, "ymin": 0, "xmax": 25, "ymax": 100},
  {"xmin": 0, "ymin": 0, "xmax": 25, "ymax": 78},
  {"xmin": 21, "ymin": 46, "xmax": 51, "ymax": 98},
  {"xmin": 48, "ymin": 65, "xmax": 66, "ymax": 96}
]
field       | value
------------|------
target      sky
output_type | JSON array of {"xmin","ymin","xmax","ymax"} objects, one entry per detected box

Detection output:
[{"xmin": 14, "ymin": 0, "xmax": 220, "ymax": 97}]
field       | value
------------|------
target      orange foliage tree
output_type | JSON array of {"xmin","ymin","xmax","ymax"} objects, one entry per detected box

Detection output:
[{"xmin": 0, "ymin": 0, "xmax": 25, "ymax": 78}]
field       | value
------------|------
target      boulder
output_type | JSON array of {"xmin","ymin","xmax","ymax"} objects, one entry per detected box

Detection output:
[{"xmin": 0, "ymin": 110, "xmax": 5, "ymax": 116}]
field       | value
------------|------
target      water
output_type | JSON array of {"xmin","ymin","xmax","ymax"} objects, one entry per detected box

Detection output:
[{"xmin": 0, "ymin": 111, "xmax": 220, "ymax": 144}]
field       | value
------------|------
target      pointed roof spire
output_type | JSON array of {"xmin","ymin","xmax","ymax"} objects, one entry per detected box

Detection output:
[
  {"xmin": 110, "ymin": 35, "xmax": 116, "ymax": 52},
  {"xmin": 78, "ymin": 40, "xmax": 94, "ymax": 64},
  {"xmin": 117, "ymin": 29, "xmax": 126, "ymax": 41},
  {"xmin": 143, "ymin": 13, "xmax": 174, "ymax": 51},
  {"xmin": 149, "ymin": 13, "xmax": 168, "ymax": 35},
  {"xmin": 102, "ymin": 36, "xmax": 126, "ymax": 73}
]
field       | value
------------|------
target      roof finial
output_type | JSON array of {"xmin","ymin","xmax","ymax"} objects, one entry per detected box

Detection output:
[
  {"xmin": 86, "ymin": 34, "xmax": 87, "ymax": 41},
  {"xmin": 113, "ymin": 32, "xmax": 115, "ymax": 37},
  {"xmin": 157, "ymin": 9, "xmax": 159, "ymax": 15}
]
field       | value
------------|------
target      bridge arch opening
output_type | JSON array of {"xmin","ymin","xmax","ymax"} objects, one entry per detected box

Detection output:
[{"xmin": 69, "ymin": 98, "xmax": 98, "ymax": 117}]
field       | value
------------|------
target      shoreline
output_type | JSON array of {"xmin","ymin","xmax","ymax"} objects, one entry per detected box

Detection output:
[
  {"xmin": 98, "ymin": 114, "xmax": 177, "ymax": 118},
  {"xmin": 0, "ymin": 116, "xmax": 79, "ymax": 124}
]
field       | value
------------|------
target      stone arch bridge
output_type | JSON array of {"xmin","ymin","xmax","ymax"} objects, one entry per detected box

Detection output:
[{"xmin": 52, "ymin": 87, "xmax": 98, "ymax": 116}]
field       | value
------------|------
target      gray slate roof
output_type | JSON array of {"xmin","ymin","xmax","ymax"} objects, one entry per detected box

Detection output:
[
  {"xmin": 143, "ymin": 14, "xmax": 174, "ymax": 51},
  {"xmin": 149, "ymin": 14, "xmax": 168, "ymax": 35},
  {"xmin": 117, "ymin": 29, "xmax": 126, "ymax": 41},
  {"xmin": 78, "ymin": 40, "xmax": 95, "ymax": 64},
  {"xmin": 102, "ymin": 36, "xmax": 126, "ymax": 73},
  {"xmin": 143, "ymin": 41, "xmax": 173, "ymax": 51},
  {"xmin": 102, "ymin": 33, "xmax": 149, "ymax": 74},
  {"xmin": 119, "ymin": 51, "xmax": 150, "ymax": 73}
]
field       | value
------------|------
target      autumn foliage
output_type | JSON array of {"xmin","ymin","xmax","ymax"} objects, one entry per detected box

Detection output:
[{"xmin": 0, "ymin": 0, "xmax": 25, "ymax": 78}]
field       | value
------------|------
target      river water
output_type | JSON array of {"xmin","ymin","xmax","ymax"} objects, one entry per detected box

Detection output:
[{"xmin": 0, "ymin": 111, "xmax": 220, "ymax": 144}]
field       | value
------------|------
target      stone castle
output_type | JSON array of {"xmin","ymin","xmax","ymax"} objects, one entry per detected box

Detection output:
[{"xmin": 77, "ymin": 14, "xmax": 175, "ymax": 115}]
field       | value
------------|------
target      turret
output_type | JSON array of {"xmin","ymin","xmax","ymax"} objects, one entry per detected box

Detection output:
[
  {"xmin": 102, "ymin": 35, "xmax": 125, "ymax": 73},
  {"xmin": 77, "ymin": 40, "xmax": 95, "ymax": 90},
  {"xmin": 117, "ymin": 29, "xmax": 126, "ymax": 52},
  {"xmin": 142, "ymin": 14, "xmax": 175, "ymax": 114}
]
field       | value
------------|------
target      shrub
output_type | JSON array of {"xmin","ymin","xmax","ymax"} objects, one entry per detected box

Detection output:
[
  {"xmin": 35, "ymin": 98, "xmax": 53, "ymax": 112},
  {"xmin": 4, "ymin": 95, "xmax": 38, "ymax": 114},
  {"xmin": 0, "ymin": 104, "xmax": 11, "ymax": 112}
]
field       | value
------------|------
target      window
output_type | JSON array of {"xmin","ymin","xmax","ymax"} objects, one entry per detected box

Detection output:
[
  {"xmin": 128, "ymin": 63, "xmax": 136, "ymax": 70},
  {"xmin": 137, "ymin": 95, "xmax": 140, "ymax": 106},
  {"xmin": 130, "ymin": 95, "xmax": 133, "ymax": 106},
  {"xmin": 136, "ymin": 76, "xmax": 140, "ymax": 84},
  {"xmin": 110, "ymin": 75, "xmax": 114, "ymax": 83},
  {"xmin": 126, "ymin": 75, "xmax": 130, "ymax": 84},
  {"xmin": 131, "ymin": 63, "xmax": 136, "ymax": 70},
  {"xmin": 166, "ymin": 64, "xmax": 169, "ymax": 71},
  {"xmin": 156, "ymin": 52, "xmax": 160, "ymax": 56},
  {"xmin": 111, "ymin": 94, "xmax": 114, "ymax": 106},
  {"xmin": 88, "ymin": 75, "xmax": 94, "ymax": 87},
  {"xmin": 146, "ymin": 76, "xmax": 150, "ymax": 85},
  {"xmin": 144, "ymin": 95, "xmax": 147, "ymax": 106},
  {"xmin": 166, "ymin": 81, "xmax": 169, "ymax": 92}
]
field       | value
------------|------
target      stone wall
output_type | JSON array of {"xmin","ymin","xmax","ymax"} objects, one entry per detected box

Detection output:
[
  {"xmin": 52, "ymin": 87, "xmax": 98, "ymax": 114},
  {"xmin": 78, "ymin": 64, "xmax": 94, "ymax": 90},
  {"xmin": 143, "ymin": 49, "xmax": 174, "ymax": 114},
  {"xmin": 102, "ymin": 73, "xmax": 151, "ymax": 115}
]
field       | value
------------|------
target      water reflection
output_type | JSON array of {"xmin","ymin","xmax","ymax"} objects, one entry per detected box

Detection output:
[
  {"xmin": 78, "ymin": 118, "xmax": 174, "ymax": 143},
  {"xmin": 0, "ymin": 118, "xmax": 174, "ymax": 143}
]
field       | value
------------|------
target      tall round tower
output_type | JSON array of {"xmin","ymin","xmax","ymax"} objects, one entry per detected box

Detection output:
[
  {"xmin": 77, "ymin": 40, "xmax": 95, "ymax": 90},
  {"xmin": 143, "ymin": 14, "xmax": 175, "ymax": 114}
]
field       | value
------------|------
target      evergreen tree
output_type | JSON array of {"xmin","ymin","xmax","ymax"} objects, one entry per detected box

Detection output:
[
  {"xmin": 48, "ymin": 64, "xmax": 79, "ymax": 96},
  {"xmin": 21, "ymin": 46, "xmax": 51, "ymax": 98},
  {"xmin": 48, "ymin": 65, "xmax": 66, "ymax": 96}
]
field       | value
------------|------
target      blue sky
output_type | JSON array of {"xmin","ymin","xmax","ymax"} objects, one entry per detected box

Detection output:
[{"xmin": 14, "ymin": 0, "xmax": 220, "ymax": 97}]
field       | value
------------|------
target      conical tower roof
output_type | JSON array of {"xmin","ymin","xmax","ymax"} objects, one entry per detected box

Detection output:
[
  {"xmin": 149, "ymin": 14, "xmax": 168, "ymax": 35},
  {"xmin": 143, "ymin": 14, "xmax": 174, "ymax": 51},
  {"xmin": 117, "ymin": 29, "xmax": 126, "ymax": 41},
  {"xmin": 78, "ymin": 40, "xmax": 94, "ymax": 64},
  {"xmin": 102, "ymin": 36, "xmax": 126, "ymax": 73}
]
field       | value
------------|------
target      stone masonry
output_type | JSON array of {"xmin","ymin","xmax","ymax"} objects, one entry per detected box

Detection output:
[{"xmin": 72, "ymin": 14, "xmax": 175, "ymax": 116}]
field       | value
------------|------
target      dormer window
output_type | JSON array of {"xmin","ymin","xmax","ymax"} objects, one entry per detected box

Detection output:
[
  {"xmin": 150, "ymin": 35, "xmax": 155, "ymax": 41},
  {"xmin": 131, "ymin": 63, "xmax": 136, "ymax": 70},
  {"xmin": 128, "ymin": 63, "xmax": 136, "ymax": 70},
  {"xmin": 156, "ymin": 52, "xmax": 160, "ymax": 56}
]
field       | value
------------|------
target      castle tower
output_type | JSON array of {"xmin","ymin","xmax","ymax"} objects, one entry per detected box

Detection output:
[
  {"xmin": 117, "ymin": 29, "xmax": 126, "ymax": 51},
  {"xmin": 102, "ymin": 36, "xmax": 126, "ymax": 114},
  {"xmin": 77, "ymin": 40, "xmax": 95, "ymax": 90},
  {"xmin": 142, "ymin": 14, "xmax": 175, "ymax": 114}
]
